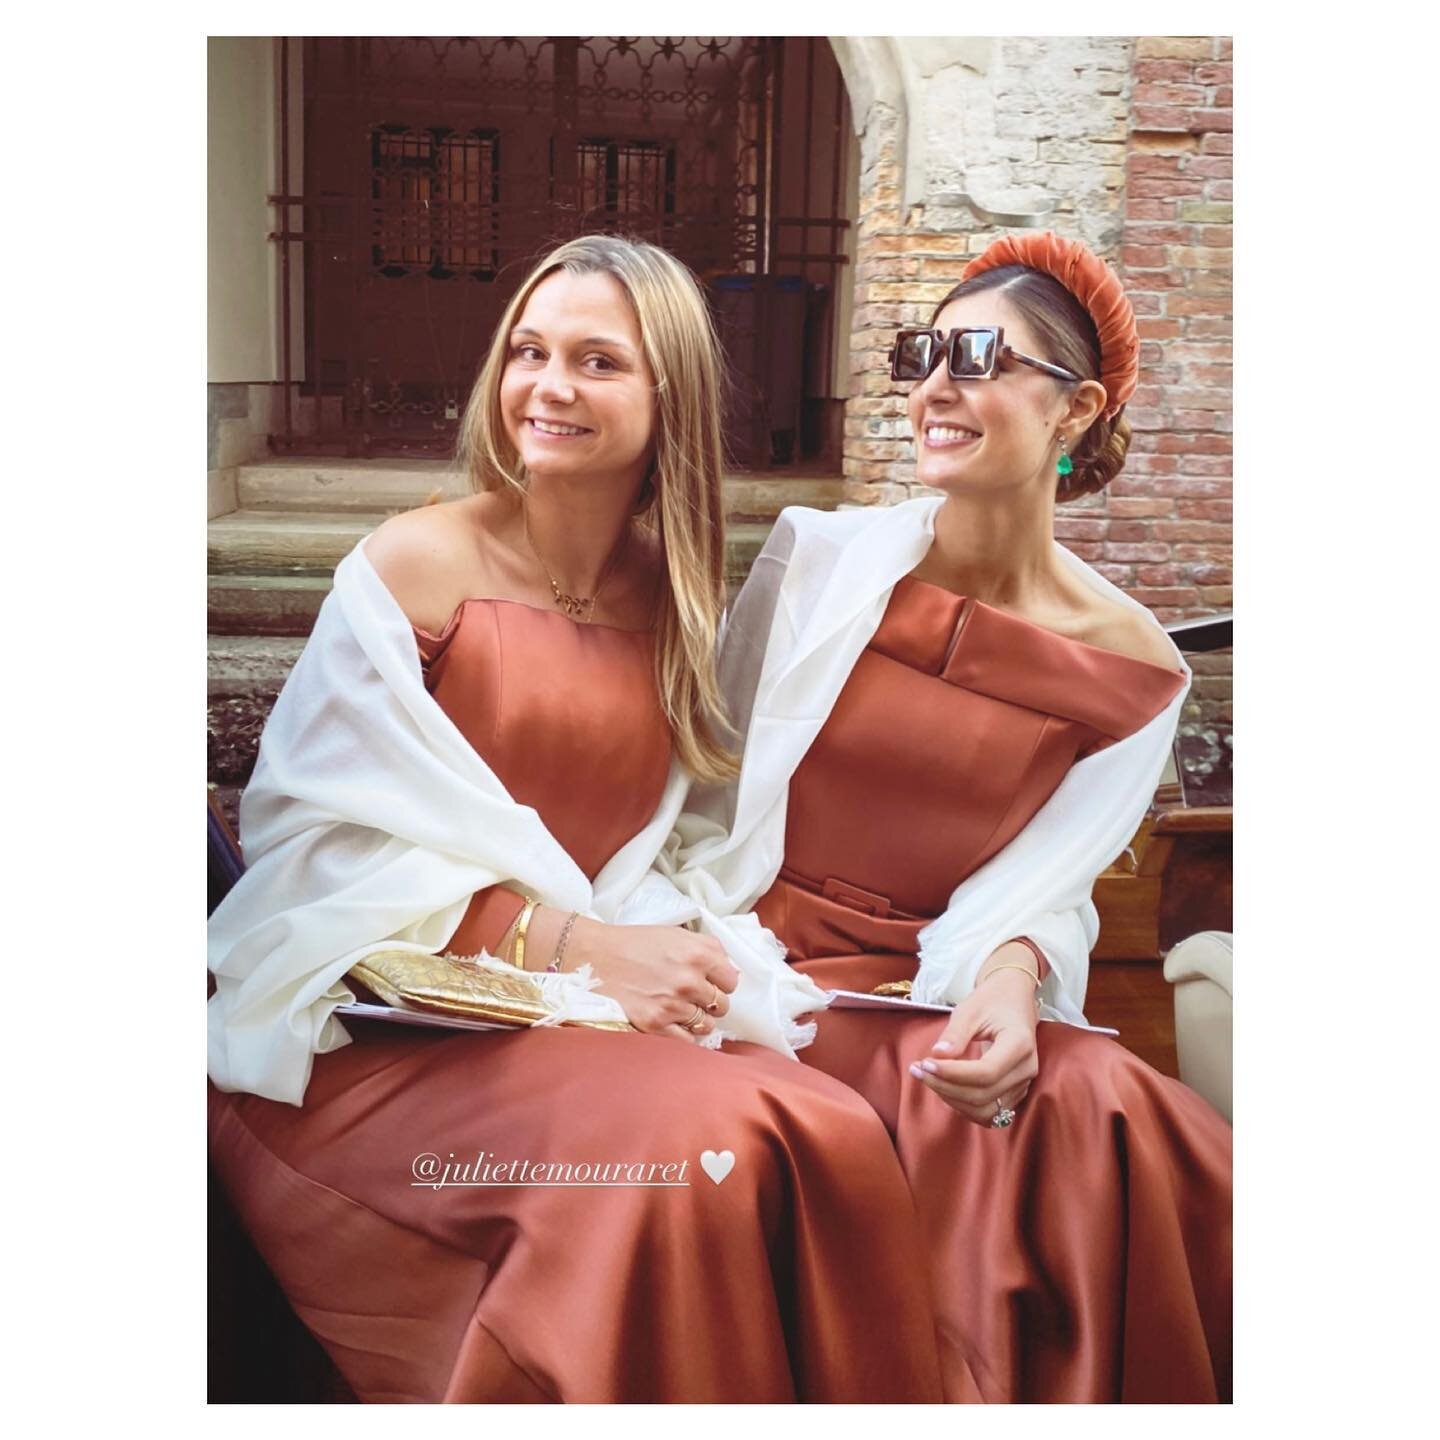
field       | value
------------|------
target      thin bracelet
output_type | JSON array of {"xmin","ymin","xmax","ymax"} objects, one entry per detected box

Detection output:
[
  {"xmin": 511, "ymin": 899, "xmax": 539, "ymax": 971},
  {"xmin": 977, "ymin": 961, "xmax": 1042, "ymax": 996},
  {"xmin": 550, "ymin": 911, "xmax": 580, "ymax": 973}
]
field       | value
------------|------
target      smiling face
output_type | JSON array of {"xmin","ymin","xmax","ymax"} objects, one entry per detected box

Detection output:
[
  {"xmin": 906, "ymin": 291, "xmax": 1079, "ymax": 497},
  {"xmin": 499, "ymin": 269, "xmax": 656, "ymax": 489}
]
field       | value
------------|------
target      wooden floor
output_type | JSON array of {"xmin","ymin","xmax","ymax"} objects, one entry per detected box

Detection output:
[{"xmin": 1085, "ymin": 961, "xmax": 1179, "ymax": 1078}]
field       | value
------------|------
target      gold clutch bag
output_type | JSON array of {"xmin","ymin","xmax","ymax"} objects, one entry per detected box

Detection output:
[{"xmin": 348, "ymin": 949, "xmax": 632, "ymax": 1032}]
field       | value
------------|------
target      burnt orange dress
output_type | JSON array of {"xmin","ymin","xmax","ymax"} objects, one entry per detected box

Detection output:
[
  {"xmin": 208, "ymin": 598, "xmax": 949, "ymax": 1404},
  {"xmin": 753, "ymin": 575, "xmax": 1233, "ymax": 1403}
]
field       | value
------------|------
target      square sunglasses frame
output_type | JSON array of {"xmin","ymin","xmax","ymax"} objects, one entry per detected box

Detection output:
[{"xmin": 889, "ymin": 325, "xmax": 1082, "ymax": 385}]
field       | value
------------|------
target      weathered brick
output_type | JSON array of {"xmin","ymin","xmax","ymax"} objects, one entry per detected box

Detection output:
[
  {"xmin": 1122, "ymin": 244, "xmax": 1170, "ymax": 267},
  {"xmin": 1108, "ymin": 497, "xmax": 1175, "ymax": 518},
  {"xmin": 1174, "ymin": 456, "xmax": 1233, "ymax": 477},
  {"xmin": 1103, "ymin": 542, "xmax": 1172, "ymax": 562},
  {"xmin": 1170, "ymin": 409, "xmax": 1225, "ymax": 431},
  {"xmin": 1216, "ymin": 38, "xmax": 1233, "ymax": 59},
  {"xmin": 1193, "ymin": 62, "xmax": 1232, "ymax": 85},
  {"xmin": 1167, "ymin": 295, "xmax": 1233, "ymax": 316},
  {"xmin": 1156, "ymin": 432, "xmax": 1231, "ymax": 454},
  {"xmin": 1135, "ymin": 37, "xmax": 1213, "ymax": 60},
  {"xmin": 1126, "ymin": 222, "xmax": 1199, "ymax": 246},
  {"xmin": 1187, "ymin": 364, "xmax": 1233, "ymax": 386},
  {"xmin": 1137, "ymin": 564, "xmax": 1183, "ymax": 585},
  {"xmin": 1129, "ymin": 131, "xmax": 1200, "ymax": 157},
  {"xmin": 1177, "ymin": 499, "xmax": 1233, "ymax": 521},
  {"xmin": 1198, "ymin": 225, "xmax": 1233, "ymax": 247},
  {"xmin": 1132, "ymin": 104, "xmax": 1193, "ymax": 131},
  {"xmin": 1122, "ymin": 267, "xmax": 1187, "ymax": 288},
  {"xmin": 1177, "ymin": 200, "xmax": 1232, "ymax": 222},
  {"xmin": 1200, "ymin": 107, "xmax": 1233, "ymax": 131},
  {"xmin": 1213, "ymin": 87, "xmax": 1233, "ymax": 107},
  {"xmin": 1129, "ymin": 153, "xmax": 1187, "ymax": 176},
  {"xmin": 1136, "ymin": 317, "xmax": 1184, "ymax": 339},
  {"xmin": 1185, "ymin": 155, "xmax": 1233, "ymax": 178},
  {"xmin": 1133, "ymin": 82, "xmax": 1207, "ymax": 106},
  {"xmin": 1144, "ymin": 476, "xmax": 1232, "ymax": 498},
  {"xmin": 1116, "ymin": 454, "xmax": 1180, "ymax": 478},
  {"xmin": 1164, "ymin": 341, "xmax": 1233, "ymax": 363},
  {"xmin": 1154, "ymin": 520, "xmax": 1227, "ymax": 542},
  {"xmin": 896, "ymin": 233, "xmax": 973, "ymax": 254},
  {"xmin": 1200, "ymin": 132, "xmax": 1233, "ymax": 155},
  {"xmin": 1135, "ymin": 59, "xmax": 1196, "ymax": 82},
  {"xmin": 1129, "ymin": 175, "xmax": 1206, "ymax": 199},
  {"xmin": 1207, "ymin": 180, "xmax": 1234, "ymax": 201},
  {"xmin": 1126, "ymin": 198, "xmax": 1179, "ymax": 220},
  {"xmin": 1167, "ymin": 245, "xmax": 1231, "ymax": 268}
]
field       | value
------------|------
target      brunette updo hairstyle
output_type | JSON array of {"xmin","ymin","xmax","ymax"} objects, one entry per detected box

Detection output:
[{"xmin": 932, "ymin": 264, "xmax": 1131, "ymax": 501}]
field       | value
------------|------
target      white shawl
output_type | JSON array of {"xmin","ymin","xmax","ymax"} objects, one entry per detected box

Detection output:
[
  {"xmin": 207, "ymin": 539, "xmax": 820, "ymax": 1105},
  {"xmin": 659, "ymin": 497, "xmax": 1192, "ymax": 1029}
]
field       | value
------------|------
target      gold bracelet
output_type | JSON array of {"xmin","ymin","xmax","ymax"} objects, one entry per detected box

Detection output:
[
  {"xmin": 978, "ymin": 961, "xmax": 1041, "ymax": 993},
  {"xmin": 511, "ymin": 899, "xmax": 539, "ymax": 971}
]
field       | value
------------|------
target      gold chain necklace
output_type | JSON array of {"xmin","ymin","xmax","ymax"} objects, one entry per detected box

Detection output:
[{"xmin": 523, "ymin": 506, "xmax": 628, "ymax": 623}]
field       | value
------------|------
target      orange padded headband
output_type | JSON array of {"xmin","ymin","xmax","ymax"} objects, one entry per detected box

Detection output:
[{"xmin": 959, "ymin": 232, "xmax": 1139, "ymax": 420}]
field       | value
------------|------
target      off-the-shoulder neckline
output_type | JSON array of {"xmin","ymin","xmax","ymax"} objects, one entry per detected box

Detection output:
[
  {"xmin": 894, "ymin": 573, "xmax": 1186, "ymax": 679},
  {"xmin": 412, "ymin": 594, "xmax": 656, "ymax": 644}
]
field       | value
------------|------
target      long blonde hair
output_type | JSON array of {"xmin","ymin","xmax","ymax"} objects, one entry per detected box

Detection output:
[{"xmin": 457, "ymin": 234, "xmax": 738, "ymax": 782}]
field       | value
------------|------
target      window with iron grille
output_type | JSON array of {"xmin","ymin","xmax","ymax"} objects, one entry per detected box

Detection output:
[
  {"xmin": 575, "ymin": 139, "xmax": 675, "ymax": 223},
  {"xmin": 371, "ymin": 126, "xmax": 499, "ymax": 279}
]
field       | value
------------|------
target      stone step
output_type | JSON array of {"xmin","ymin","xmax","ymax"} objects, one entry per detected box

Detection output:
[
  {"xmin": 723, "ymin": 474, "xmax": 847, "ymax": 521},
  {"xmin": 207, "ymin": 635, "xmax": 307, "ymax": 697},
  {"xmin": 209, "ymin": 510, "xmax": 377, "ymax": 574},
  {"xmin": 236, "ymin": 458, "xmax": 465, "ymax": 513},
  {"xmin": 209, "ymin": 521, "xmax": 777, "ymax": 635},
  {"xmin": 230, "ymin": 455, "xmax": 844, "ymax": 519},
  {"xmin": 209, "ymin": 574, "xmax": 332, "ymax": 636}
]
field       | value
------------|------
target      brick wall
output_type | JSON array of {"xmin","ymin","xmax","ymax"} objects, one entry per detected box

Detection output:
[{"xmin": 1114, "ymin": 35, "xmax": 1232, "ymax": 764}]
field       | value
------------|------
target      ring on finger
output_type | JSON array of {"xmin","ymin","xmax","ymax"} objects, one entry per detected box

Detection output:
[
  {"xmin": 990, "ymin": 1093, "xmax": 1017, "ymax": 1129},
  {"xmin": 704, "ymin": 983, "xmax": 723, "ymax": 1014},
  {"xmin": 682, "ymin": 1005, "xmax": 708, "ymax": 1034}
]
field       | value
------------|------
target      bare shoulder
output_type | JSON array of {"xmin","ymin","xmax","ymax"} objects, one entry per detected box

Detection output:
[
  {"xmin": 1075, "ymin": 593, "xmax": 1182, "ymax": 671},
  {"xmin": 364, "ymin": 495, "xmax": 499, "ymax": 633}
]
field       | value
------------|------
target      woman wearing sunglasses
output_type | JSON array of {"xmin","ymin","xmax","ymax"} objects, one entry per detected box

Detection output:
[
  {"xmin": 207, "ymin": 235, "xmax": 948, "ymax": 1403},
  {"xmin": 665, "ymin": 232, "xmax": 1232, "ymax": 1403}
]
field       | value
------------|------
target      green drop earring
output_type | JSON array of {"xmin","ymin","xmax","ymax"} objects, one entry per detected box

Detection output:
[{"xmin": 1055, "ymin": 433, "xmax": 1073, "ymax": 479}]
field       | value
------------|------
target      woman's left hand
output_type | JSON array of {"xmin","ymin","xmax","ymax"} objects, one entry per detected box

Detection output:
[{"xmin": 907, "ymin": 969, "xmax": 1040, "ymax": 1126}]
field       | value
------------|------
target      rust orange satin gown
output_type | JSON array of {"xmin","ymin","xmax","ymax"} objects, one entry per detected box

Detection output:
[
  {"xmin": 753, "ymin": 575, "xmax": 1233, "ymax": 1404},
  {"xmin": 207, "ymin": 598, "xmax": 949, "ymax": 1404}
]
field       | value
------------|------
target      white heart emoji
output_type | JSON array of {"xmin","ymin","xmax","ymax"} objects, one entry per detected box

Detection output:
[{"xmin": 700, "ymin": 1149, "xmax": 735, "ymax": 1186}]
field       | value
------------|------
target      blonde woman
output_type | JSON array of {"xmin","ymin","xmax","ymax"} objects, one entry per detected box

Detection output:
[{"xmin": 208, "ymin": 236, "xmax": 946, "ymax": 1403}]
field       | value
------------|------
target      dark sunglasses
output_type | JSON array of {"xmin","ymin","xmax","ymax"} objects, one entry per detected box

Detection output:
[{"xmin": 889, "ymin": 325, "xmax": 1082, "ymax": 385}]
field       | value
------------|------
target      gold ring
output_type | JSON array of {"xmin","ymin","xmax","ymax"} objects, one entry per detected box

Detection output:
[
  {"xmin": 682, "ymin": 1006, "xmax": 707, "ymax": 1033},
  {"xmin": 704, "ymin": 983, "xmax": 723, "ymax": 1014}
]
